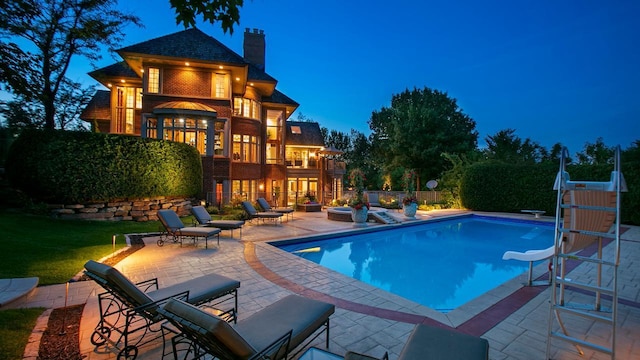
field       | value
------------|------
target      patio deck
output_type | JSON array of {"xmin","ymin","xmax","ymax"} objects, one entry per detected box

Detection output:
[{"xmin": 8, "ymin": 209, "xmax": 640, "ymax": 359}]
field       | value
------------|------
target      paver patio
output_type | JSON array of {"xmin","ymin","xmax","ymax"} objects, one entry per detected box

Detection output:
[{"xmin": 8, "ymin": 209, "xmax": 640, "ymax": 359}]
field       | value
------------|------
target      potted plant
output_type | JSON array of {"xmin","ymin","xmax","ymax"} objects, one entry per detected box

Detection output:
[
  {"xmin": 402, "ymin": 168, "xmax": 418, "ymax": 218},
  {"xmin": 348, "ymin": 168, "xmax": 369, "ymax": 224}
]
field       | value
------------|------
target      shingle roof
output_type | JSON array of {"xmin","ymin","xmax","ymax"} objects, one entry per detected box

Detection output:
[
  {"xmin": 247, "ymin": 63, "xmax": 276, "ymax": 82},
  {"xmin": 263, "ymin": 89, "xmax": 299, "ymax": 107},
  {"xmin": 286, "ymin": 121, "xmax": 325, "ymax": 146},
  {"xmin": 118, "ymin": 28, "xmax": 246, "ymax": 65},
  {"xmin": 88, "ymin": 61, "xmax": 139, "ymax": 79},
  {"xmin": 80, "ymin": 90, "xmax": 111, "ymax": 121}
]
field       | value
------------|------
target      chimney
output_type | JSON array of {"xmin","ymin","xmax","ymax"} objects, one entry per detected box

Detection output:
[{"xmin": 243, "ymin": 28, "xmax": 266, "ymax": 71}]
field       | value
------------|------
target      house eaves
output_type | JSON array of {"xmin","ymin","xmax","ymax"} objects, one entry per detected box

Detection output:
[
  {"xmin": 263, "ymin": 89, "xmax": 299, "ymax": 119},
  {"xmin": 88, "ymin": 62, "xmax": 140, "ymax": 88}
]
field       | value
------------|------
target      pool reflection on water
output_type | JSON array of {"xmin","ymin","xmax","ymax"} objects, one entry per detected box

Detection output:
[{"xmin": 274, "ymin": 215, "xmax": 554, "ymax": 312}]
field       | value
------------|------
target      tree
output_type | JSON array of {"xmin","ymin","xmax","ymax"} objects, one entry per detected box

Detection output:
[
  {"xmin": 170, "ymin": 0, "xmax": 243, "ymax": 33},
  {"xmin": 621, "ymin": 140, "xmax": 640, "ymax": 164},
  {"xmin": 576, "ymin": 137, "xmax": 615, "ymax": 165},
  {"xmin": 0, "ymin": 0, "xmax": 141, "ymax": 130},
  {"xmin": 369, "ymin": 87, "xmax": 478, "ymax": 187},
  {"xmin": 484, "ymin": 128, "xmax": 547, "ymax": 164}
]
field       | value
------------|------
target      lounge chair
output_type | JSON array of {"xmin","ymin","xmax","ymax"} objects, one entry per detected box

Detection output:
[
  {"xmin": 344, "ymin": 324, "xmax": 489, "ymax": 360},
  {"xmin": 191, "ymin": 206, "xmax": 245, "ymax": 239},
  {"xmin": 83, "ymin": 260, "xmax": 240, "ymax": 360},
  {"xmin": 160, "ymin": 294, "xmax": 335, "ymax": 360},
  {"xmin": 365, "ymin": 192, "xmax": 381, "ymax": 207},
  {"xmin": 560, "ymin": 190, "xmax": 617, "ymax": 253},
  {"xmin": 157, "ymin": 209, "xmax": 221, "ymax": 249},
  {"xmin": 502, "ymin": 246, "xmax": 554, "ymax": 286},
  {"xmin": 502, "ymin": 190, "xmax": 617, "ymax": 286},
  {"xmin": 256, "ymin": 197, "xmax": 294, "ymax": 221},
  {"xmin": 241, "ymin": 201, "xmax": 283, "ymax": 224}
]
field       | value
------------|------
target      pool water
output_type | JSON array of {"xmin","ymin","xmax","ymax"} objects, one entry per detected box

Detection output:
[{"xmin": 274, "ymin": 215, "xmax": 554, "ymax": 312}]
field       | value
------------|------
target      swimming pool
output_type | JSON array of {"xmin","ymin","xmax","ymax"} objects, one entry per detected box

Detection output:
[{"xmin": 273, "ymin": 215, "xmax": 554, "ymax": 312}]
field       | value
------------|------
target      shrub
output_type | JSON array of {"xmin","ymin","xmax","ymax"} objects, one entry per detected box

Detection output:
[
  {"xmin": 5, "ymin": 129, "xmax": 202, "ymax": 203},
  {"xmin": 460, "ymin": 161, "xmax": 639, "ymax": 225}
]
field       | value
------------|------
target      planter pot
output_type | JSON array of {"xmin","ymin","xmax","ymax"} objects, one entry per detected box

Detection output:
[
  {"xmin": 351, "ymin": 207, "xmax": 368, "ymax": 224},
  {"xmin": 403, "ymin": 202, "xmax": 417, "ymax": 218}
]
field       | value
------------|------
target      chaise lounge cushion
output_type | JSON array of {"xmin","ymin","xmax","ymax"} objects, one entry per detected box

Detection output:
[
  {"xmin": 257, "ymin": 198, "xmax": 294, "ymax": 215},
  {"xmin": 148, "ymin": 274, "xmax": 240, "ymax": 306},
  {"xmin": 235, "ymin": 294, "xmax": 335, "ymax": 352},
  {"xmin": 192, "ymin": 206, "xmax": 246, "ymax": 230},
  {"xmin": 85, "ymin": 259, "xmax": 153, "ymax": 306},
  {"xmin": 397, "ymin": 324, "xmax": 489, "ymax": 360},
  {"xmin": 84, "ymin": 260, "xmax": 240, "ymax": 308},
  {"xmin": 163, "ymin": 298, "xmax": 256, "ymax": 358},
  {"xmin": 241, "ymin": 201, "xmax": 283, "ymax": 219}
]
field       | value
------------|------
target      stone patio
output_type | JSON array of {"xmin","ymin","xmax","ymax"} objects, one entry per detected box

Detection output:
[{"xmin": 7, "ymin": 209, "xmax": 640, "ymax": 359}]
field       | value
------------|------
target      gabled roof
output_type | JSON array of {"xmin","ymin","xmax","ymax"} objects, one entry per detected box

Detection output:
[
  {"xmin": 80, "ymin": 90, "xmax": 111, "ymax": 121},
  {"xmin": 286, "ymin": 121, "xmax": 325, "ymax": 147},
  {"xmin": 118, "ymin": 28, "xmax": 246, "ymax": 65},
  {"xmin": 89, "ymin": 61, "xmax": 139, "ymax": 79}
]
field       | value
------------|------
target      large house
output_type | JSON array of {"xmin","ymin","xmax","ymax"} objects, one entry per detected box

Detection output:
[{"xmin": 81, "ymin": 28, "xmax": 344, "ymax": 206}]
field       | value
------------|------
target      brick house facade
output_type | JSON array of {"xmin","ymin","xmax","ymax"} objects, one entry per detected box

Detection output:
[{"xmin": 81, "ymin": 28, "xmax": 345, "ymax": 207}]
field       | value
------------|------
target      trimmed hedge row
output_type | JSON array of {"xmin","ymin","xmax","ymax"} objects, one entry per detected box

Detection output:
[
  {"xmin": 460, "ymin": 161, "xmax": 639, "ymax": 225},
  {"xmin": 5, "ymin": 129, "xmax": 202, "ymax": 203}
]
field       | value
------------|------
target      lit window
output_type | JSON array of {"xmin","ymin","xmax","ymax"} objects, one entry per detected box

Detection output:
[
  {"xmin": 232, "ymin": 96, "xmax": 261, "ymax": 120},
  {"xmin": 148, "ymin": 68, "xmax": 159, "ymax": 93},
  {"xmin": 135, "ymin": 88, "xmax": 142, "ymax": 109},
  {"xmin": 161, "ymin": 117, "xmax": 209, "ymax": 154},
  {"xmin": 232, "ymin": 133, "xmax": 259, "ymax": 163},
  {"xmin": 291, "ymin": 126, "xmax": 302, "ymax": 134},
  {"xmin": 233, "ymin": 98, "xmax": 242, "ymax": 116},
  {"xmin": 213, "ymin": 73, "xmax": 229, "ymax": 98},
  {"xmin": 115, "ymin": 86, "xmax": 137, "ymax": 134}
]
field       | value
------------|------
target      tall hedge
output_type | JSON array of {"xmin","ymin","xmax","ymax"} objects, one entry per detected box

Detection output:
[
  {"xmin": 460, "ymin": 161, "xmax": 639, "ymax": 225},
  {"xmin": 5, "ymin": 129, "xmax": 202, "ymax": 203}
]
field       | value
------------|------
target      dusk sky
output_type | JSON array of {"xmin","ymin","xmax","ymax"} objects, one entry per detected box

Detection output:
[{"xmin": 65, "ymin": 0, "xmax": 639, "ymax": 155}]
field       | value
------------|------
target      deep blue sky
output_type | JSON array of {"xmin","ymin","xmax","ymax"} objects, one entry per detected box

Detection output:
[{"xmin": 65, "ymin": 0, "xmax": 639, "ymax": 154}]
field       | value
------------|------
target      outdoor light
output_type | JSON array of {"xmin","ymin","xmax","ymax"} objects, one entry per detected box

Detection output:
[
  {"xmin": 259, "ymin": 183, "xmax": 264, "ymax": 191},
  {"xmin": 120, "ymin": 79, "xmax": 126, "ymax": 83},
  {"xmin": 218, "ymin": 65, "xmax": 223, "ymax": 69},
  {"xmin": 185, "ymin": 62, "xmax": 190, "ymax": 66}
]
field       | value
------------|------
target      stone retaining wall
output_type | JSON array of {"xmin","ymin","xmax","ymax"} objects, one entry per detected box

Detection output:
[{"xmin": 48, "ymin": 197, "xmax": 196, "ymax": 222}]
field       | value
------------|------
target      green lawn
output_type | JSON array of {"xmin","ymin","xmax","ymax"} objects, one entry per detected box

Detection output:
[
  {"xmin": 0, "ymin": 209, "xmax": 165, "ymax": 359},
  {"xmin": 0, "ymin": 210, "xmax": 160, "ymax": 285},
  {"xmin": 0, "ymin": 307, "xmax": 44, "ymax": 359}
]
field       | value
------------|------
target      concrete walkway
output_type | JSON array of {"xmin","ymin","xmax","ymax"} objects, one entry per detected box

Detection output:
[{"xmin": 6, "ymin": 209, "xmax": 640, "ymax": 359}]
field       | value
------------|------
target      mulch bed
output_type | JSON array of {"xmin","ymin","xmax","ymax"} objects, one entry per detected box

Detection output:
[{"xmin": 37, "ymin": 234, "xmax": 149, "ymax": 359}]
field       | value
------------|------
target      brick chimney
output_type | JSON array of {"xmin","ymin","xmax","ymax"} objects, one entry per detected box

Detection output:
[{"xmin": 243, "ymin": 28, "xmax": 265, "ymax": 71}]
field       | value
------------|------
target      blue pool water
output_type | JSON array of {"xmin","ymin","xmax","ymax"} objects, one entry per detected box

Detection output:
[{"xmin": 273, "ymin": 215, "xmax": 554, "ymax": 312}]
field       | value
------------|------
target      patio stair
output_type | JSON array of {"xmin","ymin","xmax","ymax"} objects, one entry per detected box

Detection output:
[{"xmin": 370, "ymin": 211, "xmax": 401, "ymax": 224}]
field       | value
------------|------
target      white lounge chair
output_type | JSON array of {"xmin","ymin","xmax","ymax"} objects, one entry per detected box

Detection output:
[{"xmin": 502, "ymin": 246, "xmax": 554, "ymax": 286}]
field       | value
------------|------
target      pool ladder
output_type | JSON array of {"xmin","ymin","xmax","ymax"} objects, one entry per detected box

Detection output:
[{"xmin": 545, "ymin": 146, "xmax": 626, "ymax": 360}]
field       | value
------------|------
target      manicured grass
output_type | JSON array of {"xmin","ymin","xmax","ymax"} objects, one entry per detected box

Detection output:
[
  {"xmin": 0, "ymin": 307, "xmax": 44, "ymax": 359},
  {"xmin": 0, "ymin": 210, "xmax": 160, "ymax": 285}
]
